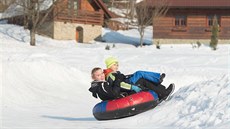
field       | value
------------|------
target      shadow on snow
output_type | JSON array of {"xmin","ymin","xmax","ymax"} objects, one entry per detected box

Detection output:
[
  {"xmin": 102, "ymin": 31, "xmax": 152, "ymax": 47},
  {"xmin": 42, "ymin": 115, "xmax": 96, "ymax": 121}
]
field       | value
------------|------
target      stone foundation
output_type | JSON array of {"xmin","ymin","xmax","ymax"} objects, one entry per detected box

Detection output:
[{"xmin": 53, "ymin": 21, "xmax": 102, "ymax": 43}]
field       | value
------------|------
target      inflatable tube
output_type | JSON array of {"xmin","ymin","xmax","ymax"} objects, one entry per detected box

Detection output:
[{"xmin": 93, "ymin": 90, "xmax": 159, "ymax": 120}]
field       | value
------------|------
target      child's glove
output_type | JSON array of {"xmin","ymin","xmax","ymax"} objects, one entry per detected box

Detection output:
[
  {"xmin": 131, "ymin": 85, "xmax": 142, "ymax": 93},
  {"xmin": 115, "ymin": 73, "xmax": 126, "ymax": 81}
]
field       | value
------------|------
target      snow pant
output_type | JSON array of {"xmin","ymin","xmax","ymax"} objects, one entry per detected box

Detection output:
[
  {"xmin": 128, "ymin": 71, "xmax": 161, "ymax": 84},
  {"xmin": 135, "ymin": 78, "xmax": 167, "ymax": 100}
]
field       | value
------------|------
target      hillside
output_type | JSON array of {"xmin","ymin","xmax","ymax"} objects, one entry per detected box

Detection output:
[{"xmin": 0, "ymin": 22, "xmax": 230, "ymax": 129}]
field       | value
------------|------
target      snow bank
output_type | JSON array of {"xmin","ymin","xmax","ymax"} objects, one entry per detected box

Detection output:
[
  {"xmin": 141, "ymin": 75, "xmax": 230, "ymax": 129},
  {"xmin": 3, "ymin": 58, "xmax": 90, "ymax": 106},
  {"xmin": 1, "ymin": 52, "xmax": 95, "ymax": 128}
]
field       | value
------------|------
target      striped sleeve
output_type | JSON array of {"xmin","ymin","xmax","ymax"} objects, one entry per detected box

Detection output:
[
  {"xmin": 120, "ymin": 82, "xmax": 132, "ymax": 90},
  {"xmin": 107, "ymin": 73, "xmax": 132, "ymax": 90}
]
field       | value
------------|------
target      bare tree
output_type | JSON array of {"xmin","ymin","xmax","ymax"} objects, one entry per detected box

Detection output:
[
  {"xmin": 0, "ymin": 0, "xmax": 15, "ymax": 12},
  {"xmin": 129, "ymin": 0, "xmax": 136, "ymax": 22},
  {"xmin": 0, "ymin": 0, "xmax": 15, "ymax": 5},
  {"xmin": 14, "ymin": 0, "xmax": 62, "ymax": 46},
  {"xmin": 136, "ymin": 0, "xmax": 168, "ymax": 47},
  {"xmin": 110, "ymin": 0, "xmax": 114, "ymax": 11}
]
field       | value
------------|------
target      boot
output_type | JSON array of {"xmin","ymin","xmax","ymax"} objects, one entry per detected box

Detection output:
[
  {"xmin": 159, "ymin": 73, "xmax": 166, "ymax": 84},
  {"xmin": 162, "ymin": 83, "xmax": 175, "ymax": 100}
]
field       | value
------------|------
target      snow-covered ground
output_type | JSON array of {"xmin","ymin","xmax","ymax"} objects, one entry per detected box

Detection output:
[{"xmin": 0, "ymin": 22, "xmax": 230, "ymax": 129}]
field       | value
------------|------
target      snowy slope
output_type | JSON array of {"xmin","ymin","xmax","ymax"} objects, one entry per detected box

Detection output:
[{"xmin": 0, "ymin": 23, "xmax": 230, "ymax": 129}]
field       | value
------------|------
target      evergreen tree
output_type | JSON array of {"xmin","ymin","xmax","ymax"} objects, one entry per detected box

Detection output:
[{"xmin": 210, "ymin": 15, "xmax": 219, "ymax": 50}]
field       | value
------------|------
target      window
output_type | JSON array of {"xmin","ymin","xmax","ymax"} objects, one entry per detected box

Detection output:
[
  {"xmin": 207, "ymin": 15, "xmax": 221, "ymax": 26},
  {"xmin": 74, "ymin": 0, "xmax": 78, "ymax": 10},
  {"xmin": 67, "ymin": 0, "xmax": 72, "ymax": 16},
  {"xmin": 67, "ymin": 0, "xmax": 79, "ymax": 16},
  {"xmin": 175, "ymin": 16, "xmax": 187, "ymax": 26},
  {"xmin": 73, "ymin": 0, "xmax": 78, "ymax": 16}
]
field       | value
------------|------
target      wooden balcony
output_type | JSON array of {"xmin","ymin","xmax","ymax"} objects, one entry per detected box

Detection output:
[{"xmin": 54, "ymin": 10, "xmax": 104, "ymax": 25}]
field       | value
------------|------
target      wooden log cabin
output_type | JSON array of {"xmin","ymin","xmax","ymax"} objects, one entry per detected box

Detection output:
[
  {"xmin": 146, "ymin": 0, "xmax": 230, "ymax": 44},
  {"xmin": 44, "ymin": 0, "xmax": 114, "ymax": 43},
  {"xmin": 7, "ymin": 0, "xmax": 114, "ymax": 43}
]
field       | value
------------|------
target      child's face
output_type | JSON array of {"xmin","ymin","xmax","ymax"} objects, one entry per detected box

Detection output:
[
  {"xmin": 110, "ymin": 63, "xmax": 119, "ymax": 72},
  {"xmin": 92, "ymin": 69, "xmax": 105, "ymax": 81}
]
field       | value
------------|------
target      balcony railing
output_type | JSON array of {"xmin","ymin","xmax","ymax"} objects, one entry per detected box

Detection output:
[{"xmin": 54, "ymin": 10, "xmax": 104, "ymax": 25}]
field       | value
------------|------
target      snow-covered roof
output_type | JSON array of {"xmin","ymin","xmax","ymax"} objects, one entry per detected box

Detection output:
[
  {"xmin": 1, "ymin": 0, "xmax": 53, "ymax": 19},
  {"xmin": 136, "ymin": 0, "xmax": 144, "ymax": 4},
  {"xmin": 108, "ymin": 7, "xmax": 128, "ymax": 17},
  {"xmin": 110, "ymin": 17, "xmax": 131, "ymax": 24}
]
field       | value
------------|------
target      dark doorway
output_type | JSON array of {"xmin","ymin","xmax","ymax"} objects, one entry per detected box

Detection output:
[{"xmin": 76, "ymin": 26, "xmax": 83, "ymax": 43}]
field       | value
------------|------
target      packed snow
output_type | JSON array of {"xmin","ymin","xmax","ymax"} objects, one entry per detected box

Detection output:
[{"xmin": 0, "ymin": 22, "xmax": 230, "ymax": 129}]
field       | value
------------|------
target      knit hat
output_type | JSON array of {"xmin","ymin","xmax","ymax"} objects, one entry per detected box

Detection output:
[{"xmin": 105, "ymin": 57, "xmax": 118, "ymax": 68}]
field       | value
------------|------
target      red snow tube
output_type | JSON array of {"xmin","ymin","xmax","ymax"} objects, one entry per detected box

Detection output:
[{"xmin": 93, "ymin": 90, "xmax": 159, "ymax": 120}]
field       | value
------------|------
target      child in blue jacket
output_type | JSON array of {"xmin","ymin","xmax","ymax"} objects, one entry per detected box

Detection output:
[{"xmin": 104, "ymin": 57, "xmax": 166, "ymax": 92}]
